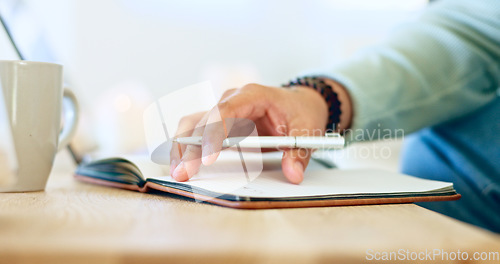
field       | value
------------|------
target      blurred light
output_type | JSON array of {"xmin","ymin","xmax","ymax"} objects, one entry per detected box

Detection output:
[
  {"xmin": 114, "ymin": 94, "xmax": 132, "ymax": 113},
  {"xmin": 121, "ymin": 0, "xmax": 256, "ymax": 25},
  {"xmin": 201, "ymin": 63, "xmax": 261, "ymax": 98},
  {"xmin": 95, "ymin": 80, "xmax": 153, "ymax": 155},
  {"xmin": 320, "ymin": 0, "xmax": 428, "ymax": 11}
]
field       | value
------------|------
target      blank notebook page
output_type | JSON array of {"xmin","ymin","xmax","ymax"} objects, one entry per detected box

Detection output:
[
  {"xmin": 123, "ymin": 150, "xmax": 453, "ymax": 198},
  {"xmin": 146, "ymin": 165, "xmax": 452, "ymax": 199}
]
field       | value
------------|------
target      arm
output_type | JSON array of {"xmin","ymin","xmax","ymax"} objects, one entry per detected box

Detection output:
[
  {"xmin": 170, "ymin": 0, "xmax": 500, "ymax": 183},
  {"xmin": 327, "ymin": 0, "xmax": 500, "ymax": 141}
]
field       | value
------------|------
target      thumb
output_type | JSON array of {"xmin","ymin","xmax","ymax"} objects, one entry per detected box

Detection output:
[{"xmin": 281, "ymin": 146, "xmax": 312, "ymax": 185}]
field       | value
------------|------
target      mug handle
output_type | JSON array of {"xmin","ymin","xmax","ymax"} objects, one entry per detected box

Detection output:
[{"xmin": 58, "ymin": 88, "xmax": 79, "ymax": 151}]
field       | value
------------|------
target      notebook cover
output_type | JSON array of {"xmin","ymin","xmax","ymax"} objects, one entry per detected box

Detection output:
[{"xmin": 74, "ymin": 174, "xmax": 461, "ymax": 209}]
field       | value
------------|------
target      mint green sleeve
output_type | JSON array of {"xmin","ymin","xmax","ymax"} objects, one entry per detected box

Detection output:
[{"xmin": 328, "ymin": 0, "xmax": 500, "ymax": 141}]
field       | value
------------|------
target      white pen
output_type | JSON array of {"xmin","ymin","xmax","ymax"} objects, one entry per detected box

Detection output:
[{"xmin": 172, "ymin": 134, "xmax": 345, "ymax": 149}]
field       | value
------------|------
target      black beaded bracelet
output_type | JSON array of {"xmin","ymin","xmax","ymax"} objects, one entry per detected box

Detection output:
[{"xmin": 283, "ymin": 76, "xmax": 341, "ymax": 131}]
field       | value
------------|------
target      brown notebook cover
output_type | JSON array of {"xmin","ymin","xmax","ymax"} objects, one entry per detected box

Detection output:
[{"xmin": 74, "ymin": 157, "xmax": 460, "ymax": 209}]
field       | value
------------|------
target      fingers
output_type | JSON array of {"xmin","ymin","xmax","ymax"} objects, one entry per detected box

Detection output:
[
  {"xmin": 281, "ymin": 149, "xmax": 312, "ymax": 184},
  {"xmin": 201, "ymin": 108, "xmax": 226, "ymax": 166},
  {"xmin": 175, "ymin": 144, "xmax": 203, "ymax": 181},
  {"xmin": 219, "ymin": 88, "xmax": 238, "ymax": 102},
  {"xmin": 172, "ymin": 114, "xmax": 208, "ymax": 181},
  {"xmin": 169, "ymin": 111, "xmax": 206, "ymax": 179},
  {"xmin": 200, "ymin": 85, "xmax": 276, "ymax": 164},
  {"xmin": 196, "ymin": 84, "xmax": 275, "ymax": 163},
  {"xmin": 169, "ymin": 142, "xmax": 182, "ymax": 175},
  {"xmin": 281, "ymin": 130, "xmax": 313, "ymax": 184},
  {"xmin": 199, "ymin": 88, "xmax": 240, "ymax": 165},
  {"xmin": 172, "ymin": 84, "xmax": 280, "ymax": 181}
]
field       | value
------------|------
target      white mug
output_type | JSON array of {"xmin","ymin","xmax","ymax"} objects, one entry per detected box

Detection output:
[{"xmin": 0, "ymin": 60, "xmax": 79, "ymax": 192}]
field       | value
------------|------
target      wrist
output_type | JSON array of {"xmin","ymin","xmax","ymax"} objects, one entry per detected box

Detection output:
[
  {"xmin": 283, "ymin": 76, "xmax": 352, "ymax": 133},
  {"xmin": 294, "ymin": 85, "xmax": 330, "ymax": 130},
  {"xmin": 322, "ymin": 78, "xmax": 352, "ymax": 132}
]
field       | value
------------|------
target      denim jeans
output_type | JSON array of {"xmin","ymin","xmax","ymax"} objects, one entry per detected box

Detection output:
[{"xmin": 401, "ymin": 97, "xmax": 500, "ymax": 233}]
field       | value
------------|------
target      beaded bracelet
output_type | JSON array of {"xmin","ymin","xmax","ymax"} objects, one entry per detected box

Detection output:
[{"xmin": 283, "ymin": 76, "xmax": 341, "ymax": 131}]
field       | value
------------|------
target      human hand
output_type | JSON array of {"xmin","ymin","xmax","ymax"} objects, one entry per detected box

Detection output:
[{"xmin": 169, "ymin": 83, "xmax": 330, "ymax": 184}]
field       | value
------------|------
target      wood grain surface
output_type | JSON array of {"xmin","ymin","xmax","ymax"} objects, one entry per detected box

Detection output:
[{"xmin": 0, "ymin": 169, "xmax": 498, "ymax": 264}]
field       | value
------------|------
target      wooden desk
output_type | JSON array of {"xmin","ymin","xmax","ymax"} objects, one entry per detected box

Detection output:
[{"xmin": 0, "ymin": 167, "xmax": 498, "ymax": 264}]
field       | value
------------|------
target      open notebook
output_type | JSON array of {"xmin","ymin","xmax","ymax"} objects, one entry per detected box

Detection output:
[{"xmin": 75, "ymin": 152, "xmax": 460, "ymax": 209}]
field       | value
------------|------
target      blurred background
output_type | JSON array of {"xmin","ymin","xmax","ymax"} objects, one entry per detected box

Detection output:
[{"xmin": 0, "ymin": 0, "xmax": 428, "ymax": 170}]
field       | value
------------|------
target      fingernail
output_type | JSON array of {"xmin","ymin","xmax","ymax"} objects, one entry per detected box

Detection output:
[
  {"xmin": 294, "ymin": 161, "xmax": 304, "ymax": 173},
  {"xmin": 170, "ymin": 160, "xmax": 178, "ymax": 176},
  {"xmin": 203, "ymin": 144, "xmax": 212, "ymax": 155},
  {"xmin": 286, "ymin": 161, "xmax": 304, "ymax": 184},
  {"xmin": 202, "ymin": 145, "xmax": 217, "ymax": 165},
  {"xmin": 172, "ymin": 162, "xmax": 187, "ymax": 181}
]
